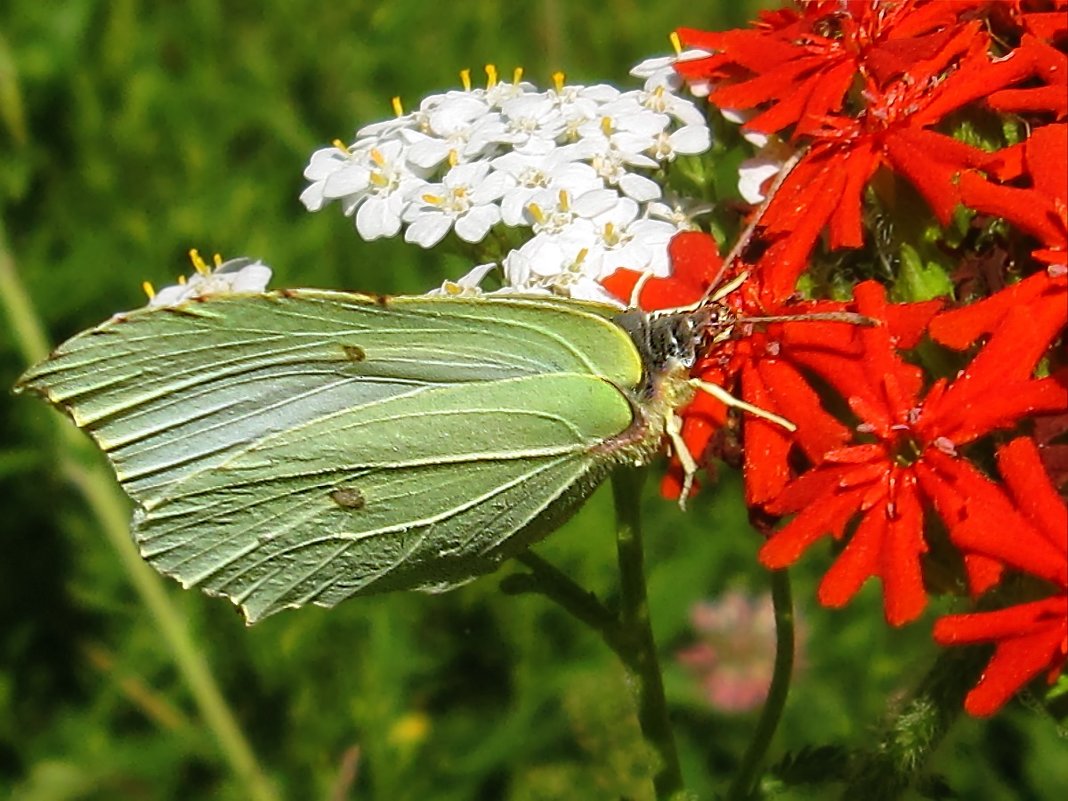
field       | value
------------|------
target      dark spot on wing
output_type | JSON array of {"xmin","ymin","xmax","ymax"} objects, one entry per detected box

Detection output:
[
  {"xmin": 330, "ymin": 487, "xmax": 365, "ymax": 510},
  {"xmin": 342, "ymin": 344, "xmax": 366, "ymax": 362}
]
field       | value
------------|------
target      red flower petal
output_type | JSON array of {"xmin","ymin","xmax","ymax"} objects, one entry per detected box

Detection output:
[
  {"xmin": 738, "ymin": 361, "xmax": 794, "ymax": 506},
  {"xmin": 960, "ymin": 172, "xmax": 1065, "ymax": 244},
  {"xmin": 754, "ymin": 358, "xmax": 851, "ymax": 463},
  {"xmin": 933, "ymin": 595, "xmax": 1068, "ymax": 716},
  {"xmin": 759, "ymin": 482, "xmax": 867, "ymax": 568},
  {"xmin": 929, "ymin": 271, "xmax": 1066, "ymax": 350},
  {"xmin": 882, "ymin": 128, "xmax": 989, "ymax": 225},
  {"xmin": 998, "ymin": 437, "xmax": 1068, "ymax": 551},
  {"xmin": 817, "ymin": 499, "xmax": 887, "ymax": 609},
  {"xmin": 883, "ymin": 477, "xmax": 929, "ymax": 625}
]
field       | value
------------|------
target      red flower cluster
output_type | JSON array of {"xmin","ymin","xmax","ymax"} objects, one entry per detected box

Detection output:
[
  {"xmin": 605, "ymin": 0, "xmax": 1067, "ymax": 716},
  {"xmin": 676, "ymin": 0, "xmax": 1067, "ymax": 303}
]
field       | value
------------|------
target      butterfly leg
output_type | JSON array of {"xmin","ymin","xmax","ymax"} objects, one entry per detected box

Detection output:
[
  {"xmin": 690, "ymin": 379, "xmax": 797, "ymax": 431},
  {"xmin": 665, "ymin": 410, "xmax": 699, "ymax": 510}
]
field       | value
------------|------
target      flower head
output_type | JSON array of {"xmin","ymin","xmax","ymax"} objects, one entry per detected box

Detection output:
[
  {"xmin": 758, "ymin": 282, "xmax": 1065, "ymax": 625},
  {"xmin": 300, "ymin": 63, "xmax": 711, "ymax": 296},
  {"xmin": 677, "ymin": 590, "xmax": 803, "ymax": 713},
  {"xmin": 677, "ymin": 2, "xmax": 1043, "ymax": 302}
]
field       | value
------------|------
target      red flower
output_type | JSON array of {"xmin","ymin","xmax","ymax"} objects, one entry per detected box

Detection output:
[
  {"xmin": 758, "ymin": 282, "xmax": 1066, "ymax": 625},
  {"xmin": 677, "ymin": 2, "xmax": 1039, "ymax": 302},
  {"xmin": 933, "ymin": 437, "xmax": 1068, "ymax": 716}
]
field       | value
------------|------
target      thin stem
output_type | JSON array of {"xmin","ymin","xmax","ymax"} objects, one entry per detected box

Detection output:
[
  {"xmin": 612, "ymin": 468, "xmax": 684, "ymax": 800},
  {"xmin": 727, "ymin": 569, "xmax": 795, "ymax": 801},
  {"xmin": 510, "ymin": 551, "xmax": 624, "ymax": 652},
  {"xmin": 0, "ymin": 221, "xmax": 280, "ymax": 801}
]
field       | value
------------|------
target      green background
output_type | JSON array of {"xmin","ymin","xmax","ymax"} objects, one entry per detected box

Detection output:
[{"xmin": 0, "ymin": 2, "xmax": 1062, "ymax": 799}]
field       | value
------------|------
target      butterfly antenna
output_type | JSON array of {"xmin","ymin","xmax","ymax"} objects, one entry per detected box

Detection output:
[
  {"xmin": 700, "ymin": 146, "xmax": 807, "ymax": 303},
  {"xmin": 735, "ymin": 310, "xmax": 879, "ymax": 326}
]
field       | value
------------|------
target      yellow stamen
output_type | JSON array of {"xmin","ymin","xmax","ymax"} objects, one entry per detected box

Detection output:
[
  {"xmin": 485, "ymin": 63, "xmax": 498, "ymax": 88},
  {"xmin": 188, "ymin": 249, "xmax": 210, "ymax": 275},
  {"xmin": 212, "ymin": 253, "xmax": 222, "ymax": 267},
  {"xmin": 526, "ymin": 203, "xmax": 546, "ymax": 225},
  {"xmin": 370, "ymin": 172, "xmax": 389, "ymax": 188},
  {"xmin": 178, "ymin": 275, "xmax": 187, "ymax": 285},
  {"xmin": 392, "ymin": 96, "xmax": 404, "ymax": 117},
  {"xmin": 332, "ymin": 138, "xmax": 349, "ymax": 154},
  {"xmin": 447, "ymin": 149, "xmax": 459, "ymax": 168},
  {"xmin": 142, "ymin": 281, "xmax": 156, "ymax": 300},
  {"xmin": 422, "ymin": 193, "xmax": 443, "ymax": 206},
  {"xmin": 513, "ymin": 67, "xmax": 524, "ymax": 84},
  {"xmin": 669, "ymin": 31, "xmax": 682, "ymax": 55},
  {"xmin": 574, "ymin": 248, "xmax": 588, "ymax": 265},
  {"xmin": 600, "ymin": 116, "xmax": 614, "ymax": 136},
  {"xmin": 552, "ymin": 71, "xmax": 565, "ymax": 93},
  {"xmin": 460, "ymin": 68, "xmax": 471, "ymax": 92},
  {"xmin": 370, "ymin": 147, "xmax": 386, "ymax": 167},
  {"xmin": 557, "ymin": 189, "xmax": 570, "ymax": 212}
]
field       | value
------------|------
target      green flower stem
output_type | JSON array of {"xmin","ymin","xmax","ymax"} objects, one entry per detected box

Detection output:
[
  {"xmin": 727, "ymin": 568, "xmax": 795, "ymax": 801},
  {"xmin": 508, "ymin": 470, "xmax": 684, "ymax": 799},
  {"xmin": 0, "ymin": 222, "xmax": 280, "ymax": 801},
  {"xmin": 612, "ymin": 467, "xmax": 684, "ymax": 800}
]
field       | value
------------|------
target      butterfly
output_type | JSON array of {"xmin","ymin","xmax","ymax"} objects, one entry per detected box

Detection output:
[{"xmin": 17, "ymin": 280, "xmax": 759, "ymax": 622}]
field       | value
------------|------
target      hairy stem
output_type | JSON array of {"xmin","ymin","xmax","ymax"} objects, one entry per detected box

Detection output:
[
  {"xmin": 727, "ymin": 569, "xmax": 795, "ymax": 801},
  {"xmin": 0, "ymin": 222, "xmax": 280, "ymax": 801},
  {"xmin": 612, "ymin": 468, "xmax": 684, "ymax": 800},
  {"xmin": 838, "ymin": 644, "xmax": 983, "ymax": 801}
]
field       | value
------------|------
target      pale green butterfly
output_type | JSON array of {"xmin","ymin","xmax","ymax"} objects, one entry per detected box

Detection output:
[{"xmin": 18, "ymin": 258, "xmax": 772, "ymax": 623}]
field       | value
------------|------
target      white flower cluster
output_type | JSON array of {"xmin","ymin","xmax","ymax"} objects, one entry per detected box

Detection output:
[{"xmin": 300, "ymin": 61, "xmax": 712, "ymax": 304}]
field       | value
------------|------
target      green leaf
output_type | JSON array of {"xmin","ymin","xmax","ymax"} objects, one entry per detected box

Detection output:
[{"xmin": 896, "ymin": 243, "xmax": 954, "ymax": 302}]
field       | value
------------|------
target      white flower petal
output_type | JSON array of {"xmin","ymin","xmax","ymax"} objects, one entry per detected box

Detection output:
[
  {"xmin": 455, "ymin": 205, "xmax": 501, "ymax": 242},
  {"xmin": 738, "ymin": 157, "xmax": 784, "ymax": 204},
  {"xmin": 323, "ymin": 165, "xmax": 371, "ymax": 197},
  {"xmin": 618, "ymin": 172, "xmax": 662, "ymax": 202},
  {"xmin": 356, "ymin": 195, "xmax": 404, "ymax": 239},
  {"xmin": 571, "ymin": 188, "xmax": 626, "ymax": 218},
  {"xmin": 404, "ymin": 213, "xmax": 453, "ymax": 248},
  {"xmin": 148, "ymin": 258, "xmax": 273, "ymax": 308}
]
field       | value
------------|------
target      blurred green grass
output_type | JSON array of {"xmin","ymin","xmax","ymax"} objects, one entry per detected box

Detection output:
[{"xmin": 1, "ymin": 2, "xmax": 1063, "ymax": 800}]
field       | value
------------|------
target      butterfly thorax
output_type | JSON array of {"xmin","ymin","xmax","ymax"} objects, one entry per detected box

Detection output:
[
  {"xmin": 602, "ymin": 307, "xmax": 737, "ymax": 468},
  {"xmin": 612, "ymin": 305, "xmax": 735, "ymax": 398}
]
